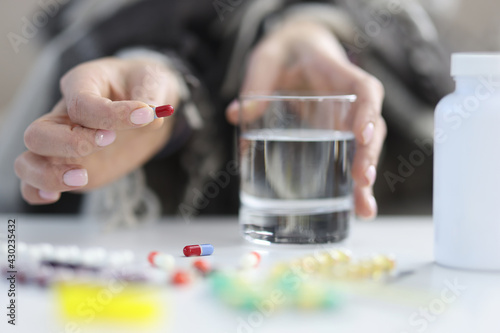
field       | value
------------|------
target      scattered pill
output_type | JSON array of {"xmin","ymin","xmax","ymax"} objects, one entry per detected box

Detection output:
[
  {"xmin": 38, "ymin": 243, "xmax": 55, "ymax": 260},
  {"xmin": 193, "ymin": 259, "xmax": 211, "ymax": 275},
  {"xmin": 147, "ymin": 251, "xmax": 175, "ymax": 271},
  {"xmin": 108, "ymin": 251, "xmax": 130, "ymax": 267},
  {"xmin": 183, "ymin": 244, "xmax": 214, "ymax": 257},
  {"xmin": 171, "ymin": 270, "xmax": 192, "ymax": 285},
  {"xmin": 148, "ymin": 251, "xmax": 159, "ymax": 266},
  {"xmin": 155, "ymin": 254, "xmax": 175, "ymax": 271},
  {"xmin": 240, "ymin": 251, "xmax": 261, "ymax": 269}
]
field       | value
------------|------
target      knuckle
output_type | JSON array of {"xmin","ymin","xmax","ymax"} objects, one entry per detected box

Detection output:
[
  {"xmin": 59, "ymin": 72, "xmax": 70, "ymax": 94},
  {"xmin": 14, "ymin": 155, "xmax": 25, "ymax": 178},
  {"xmin": 67, "ymin": 127, "xmax": 94, "ymax": 158},
  {"xmin": 59, "ymin": 65, "xmax": 82, "ymax": 95},
  {"xmin": 20, "ymin": 184, "xmax": 33, "ymax": 204},
  {"xmin": 67, "ymin": 93, "xmax": 84, "ymax": 123},
  {"xmin": 252, "ymin": 43, "xmax": 280, "ymax": 64},
  {"xmin": 40, "ymin": 165, "xmax": 62, "ymax": 190},
  {"xmin": 379, "ymin": 117, "xmax": 388, "ymax": 138},
  {"xmin": 23, "ymin": 123, "xmax": 40, "ymax": 152},
  {"xmin": 367, "ymin": 76, "xmax": 385, "ymax": 96}
]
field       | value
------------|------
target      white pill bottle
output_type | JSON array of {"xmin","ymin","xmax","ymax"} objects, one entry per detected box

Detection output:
[{"xmin": 434, "ymin": 53, "xmax": 500, "ymax": 271}]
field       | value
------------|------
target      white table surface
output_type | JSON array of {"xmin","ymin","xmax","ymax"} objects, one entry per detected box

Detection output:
[{"xmin": 0, "ymin": 215, "xmax": 499, "ymax": 333}]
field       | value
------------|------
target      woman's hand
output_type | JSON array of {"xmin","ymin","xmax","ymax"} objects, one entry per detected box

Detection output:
[
  {"xmin": 15, "ymin": 57, "xmax": 180, "ymax": 204},
  {"xmin": 226, "ymin": 21, "xmax": 386, "ymax": 219}
]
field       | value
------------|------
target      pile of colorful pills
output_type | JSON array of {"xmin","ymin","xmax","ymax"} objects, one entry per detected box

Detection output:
[
  {"xmin": 207, "ymin": 249, "xmax": 396, "ymax": 311},
  {"xmin": 147, "ymin": 244, "xmax": 215, "ymax": 286},
  {"xmin": 284, "ymin": 249, "xmax": 396, "ymax": 281},
  {"xmin": 0, "ymin": 242, "xmax": 149, "ymax": 287},
  {"xmin": 2, "ymin": 240, "xmax": 397, "ymax": 314}
]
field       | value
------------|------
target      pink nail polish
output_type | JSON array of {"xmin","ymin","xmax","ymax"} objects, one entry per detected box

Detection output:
[
  {"xmin": 95, "ymin": 130, "xmax": 116, "ymax": 147},
  {"xmin": 365, "ymin": 165, "xmax": 377, "ymax": 186},
  {"xmin": 39, "ymin": 190, "xmax": 59, "ymax": 201},
  {"xmin": 130, "ymin": 107, "xmax": 154, "ymax": 125},
  {"xmin": 63, "ymin": 169, "xmax": 88, "ymax": 187},
  {"xmin": 362, "ymin": 122, "xmax": 375, "ymax": 145}
]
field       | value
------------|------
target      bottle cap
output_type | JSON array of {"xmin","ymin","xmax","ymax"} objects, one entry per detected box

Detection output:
[{"xmin": 451, "ymin": 53, "xmax": 500, "ymax": 76}]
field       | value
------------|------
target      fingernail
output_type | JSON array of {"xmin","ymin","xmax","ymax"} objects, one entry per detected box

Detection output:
[
  {"xmin": 362, "ymin": 122, "xmax": 375, "ymax": 145},
  {"xmin": 63, "ymin": 169, "xmax": 88, "ymax": 187},
  {"xmin": 365, "ymin": 165, "xmax": 377, "ymax": 186},
  {"xmin": 368, "ymin": 195, "xmax": 378, "ymax": 218},
  {"xmin": 130, "ymin": 107, "xmax": 154, "ymax": 125},
  {"xmin": 95, "ymin": 130, "xmax": 116, "ymax": 147},
  {"xmin": 39, "ymin": 190, "xmax": 59, "ymax": 201}
]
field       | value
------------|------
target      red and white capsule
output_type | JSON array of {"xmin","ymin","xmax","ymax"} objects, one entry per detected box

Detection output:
[
  {"xmin": 183, "ymin": 244, "xmax": 214, "ymax": 257},
  {"xmin": 192, "ymin": 259, "xmax": 211, "ymax": 275},
  {"xmin": 240, "ymin": 251, "xmax": 261, "ymax": 269},
  {"xmin": 149, "ymin": 104, "xmax": 175, "ymax": 119},
  {"xmin": 147, "ymin": 251, "xmax": 175, "ymax": 271},
  {"xmin": 171, "ymin": 269, "xmax": 192, "ymax": 285}
]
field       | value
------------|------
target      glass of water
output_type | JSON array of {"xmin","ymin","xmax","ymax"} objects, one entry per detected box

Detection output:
[{"xmin": 238, "ymin": 93, "xmax": 357, "ymax": 244}]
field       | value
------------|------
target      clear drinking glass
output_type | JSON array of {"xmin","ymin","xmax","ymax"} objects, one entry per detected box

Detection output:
[{"xmin": 238, "ymin": 93, "xmax": 357, "ymax": 244}]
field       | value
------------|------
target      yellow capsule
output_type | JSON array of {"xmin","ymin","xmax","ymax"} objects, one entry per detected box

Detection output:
[
  {"xmin": 270, "ymin": 263, "xmax": 290, "ymax": 280},
  {"xmin": 314, "ymin": 252, "xmax": 336, "ymax": 276},
  {"xmin": 386, "ymin": 256, "xmax": 396, "ymax": 271},
  {"xmin": 287, "ymin": 260, "xmax": 311, "ymax": 281},
  {"xmin": 315, "ymin": 252, "xmax": 335, "ymax": 267},
  {"xmin": 372, "ymin": 254, "xmax": 392, "ymax": 272},
  {"xmin": 371, "ymin": 269, "xmax": 385, "ymax": 281},
  {"xmin": 331, "ymin": 262, "xmax": 349, "ymax": 279},
  {"xmin": 329, "ymin": 249, "xmax": 351, "ymax": 263},
  {"xmin": 346, "ymin": 261, "xmax": 362, "ymax": 279},
  {"xmin": 359, "ymin": 259, "xmax": 375, "ymax": 278},
  {"xmin": 295, "ymin": 283, "xmax": 322, "ymax": 309},
  {"xmin": 289, "ymin": 259, "xmax": 303, "ymax": 270},
  {"xmin": 301, "ymin": 256, "xmax": 320, "ymax": 274}
]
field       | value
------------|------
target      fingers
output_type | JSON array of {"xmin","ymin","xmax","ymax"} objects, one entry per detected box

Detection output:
[
  {"xmin": 20, "ymin": 181, "xmax": 60, "ymax": 205},
  {"xmin": 352, "ymin": 117, "xmax": 386, "ymax": 220},
  {"xmin": 15, "ymin": 151, "xmax": 88, "ymax": 194},
  {"xmin": 60, "ymin": 59, "xmax": 174, "ymax": 130},
  {"xmin": 226, "ymin": 43, "xmax": 285, "ymax": 125},
  {"xmin": 63, "ymin": 91, "xmax": 155, "ymax": 130},
  {"xmin": 349, "ymin": 70, "xmax": 385, "ymax": 146},
  {"xmin": 354, "ymin": 185, "xmax": 377, "ymax": 219},
  {"xmin": 352, "ymin": 117, "xmax": 387, "ymax": 187},
  {"xmin": 24, "ymin": 102, "xmax": 117, "ymax": 158},
  {"xmin": 304, "ymin": 41, "xmax": 385, "ymax": 147}
]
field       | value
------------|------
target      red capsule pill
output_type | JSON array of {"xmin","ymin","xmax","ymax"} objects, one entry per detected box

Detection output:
[
  {"xmin": 183, "ymin": 244, "xmax": 214, "ymax": 257},
  {"xmin": 148, "ymin": 251, "xmax": 159, "ymax": 266},
  {"xmin": 240, "ymin": 251, "xmax": 261, "ymax": 269},
  {"xmin": 171, "ymin": 270, "xmax": 191, "ymax": 285},
  {"xmin": 193, "ymin": 259, "xmax": 211, "ymax": 274},
  {"xmin": 155, "ymin": 104, "xmax": 175, "ymax": 118}
]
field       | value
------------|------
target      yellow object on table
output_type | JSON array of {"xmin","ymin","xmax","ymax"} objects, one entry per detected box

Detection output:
[{"xmin": 54, "ymin": 281, "xmax": 164, "ymax": 324}]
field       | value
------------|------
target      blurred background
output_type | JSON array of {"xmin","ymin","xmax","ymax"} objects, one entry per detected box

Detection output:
[
  {"xmin": 0, "ymin": 0, "xmax": 41, "ymax": 122},
  {"xmin": 1, "ymin": 0, "xmax": 500, "ymax": 215}
]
